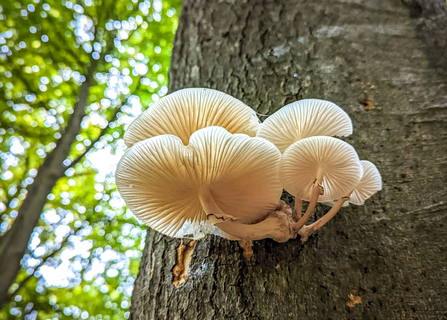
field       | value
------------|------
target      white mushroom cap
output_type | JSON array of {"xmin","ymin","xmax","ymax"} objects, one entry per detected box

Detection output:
[
  {"xmin": 116, "ymin": 126, "xmax": 282, "ymax": 239},
  {"xmin": 124, "ymin": 88, "xmax": 260, "ymax": 147},
  {"xmin": 257, "ymin": 99, "xmax": 353, "ymax": 153},
  {"xmin": 349, "ymin": 160, "xmax": 382, "ymax": 205},
  {"xmin": 279, "ymin": 136, "xmax": 363, "ymax": 202}
]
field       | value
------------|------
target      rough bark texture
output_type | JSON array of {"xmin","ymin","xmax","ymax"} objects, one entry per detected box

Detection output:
[{"xmin": 131, "ymin": 0, "xmax": 447, "ymax": 319}]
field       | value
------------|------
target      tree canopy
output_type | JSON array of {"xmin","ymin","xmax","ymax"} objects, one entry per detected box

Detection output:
[{"xmin": 0, "ymin": 0, "xmax": 179, "ymax": 318}]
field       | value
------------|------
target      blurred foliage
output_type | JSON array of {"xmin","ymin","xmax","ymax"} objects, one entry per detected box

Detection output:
[{"xmin": 0, "ymin": 0, "xmax": 179, "ymax": 318}]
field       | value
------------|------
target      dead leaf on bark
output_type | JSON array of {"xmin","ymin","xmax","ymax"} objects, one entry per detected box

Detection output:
[
  {"xmin": 360, "ymin": 99, "xmax": 374, "ymax": 111},
  {"xmin": 238, "ymin": 240, "xmax": 253, "ymax": 260},
  {"xmin": 172, "ymin": 240, "xmax": 195, "ymax": 288},
  {"xmin": 347, "ymin": 293, "xmax": 362, "ymax": 308}
]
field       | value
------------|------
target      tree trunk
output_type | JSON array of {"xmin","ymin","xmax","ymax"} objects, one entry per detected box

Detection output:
[{"xmin": 130, "ymin": 0, "xmax": 447, "ymax": 319}]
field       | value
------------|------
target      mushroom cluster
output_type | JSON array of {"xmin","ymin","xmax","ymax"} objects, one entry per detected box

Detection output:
[{"xmin": 116, "ymin": 88, "xmax": 382, "ymax": 256}]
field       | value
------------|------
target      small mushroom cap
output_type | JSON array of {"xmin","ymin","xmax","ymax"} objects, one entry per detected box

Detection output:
[
  {"xmin": 257, "ymin": 99, "xmax": 353, "ymax": 153},
  {"xmin": 279, "ymin": 136, "xmax": 363, "ymax": 202},
  {"xmin": 124, "ymin": 88, "xmax": 260, "ymax": 147},
  {"xmin": 349, "ymin": 160, "xmax": 382, "ymax": 205},
  {"xmin": 116, "ymin": 126, "xmax": 282, "ymax": 239}
]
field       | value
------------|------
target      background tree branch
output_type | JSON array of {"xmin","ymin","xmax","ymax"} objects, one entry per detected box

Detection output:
[
  {"xmin": 6, "ymin": 227, "xmax": 78, "ymax": 301},
  {"xmin": 65, "ymin": 81, "xmax": 141, "ymax": 171},
  {"xmin": 0, "ymin": 58, "xmax": 98, "ymax": 308}
]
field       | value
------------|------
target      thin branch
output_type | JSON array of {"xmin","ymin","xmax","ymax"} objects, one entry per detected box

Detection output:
[
  {"xmin": 3, "ymin": 56, "xmax": 43, "ymax": 110},
  {"xmin": 0, "ymin": 114, "xmax": 50, "ymax": 138},
  {"xmin": 6, "ymin": 228, "xmax": 77, "ymax": 300},
  {"xmin": 0, "ymin": 155, "xmax": 30, "ymax": 228},
  {"xmin": 70, "ymin": 170, "xmax": 97, "ymax": 178},
  {"xmin": 5, "ymin": 207, "xmax": 107, "ymax": 302},
  {"xmin": 30, "ymin": 2, "xmax": 86, "ymax": 69},
  {"xmin": 1, "ymin": 188, "xmax": 20, "ymax": 216},
  {"xmin": 65, "ymin": 81, "xmax": 141, "ymax": 170},
  {"xmin": 64, "ymin": 108, "xmax": 119, "ymax": 170}
]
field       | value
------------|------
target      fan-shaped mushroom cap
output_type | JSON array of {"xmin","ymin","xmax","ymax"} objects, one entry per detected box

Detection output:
[
  {"xmin": 116, "ymin": 126, "xmax": 282, "ymax": 239},
  {"xmin": 257, "ymin": 99, "xmax": 353, "ymax": 153},
  {"xmin": 124, "ymin": 88, "xmax": 260, "ymax": 147},
  {"xmin": 279, "ymin": 136, "xmax": 363, "ymax": 202},
  {"xmin": 349, "ymin": 160, "xmax": 382, "ymax": 205}
]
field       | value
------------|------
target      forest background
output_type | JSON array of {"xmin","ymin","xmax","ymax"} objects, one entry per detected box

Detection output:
[{"xmin": 0, "ymin": 0, "xmax": 180, "ymax": 318}]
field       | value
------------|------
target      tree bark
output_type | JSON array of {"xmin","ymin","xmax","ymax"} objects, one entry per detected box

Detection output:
[{"xmin": 130, "ymin": 0, "xmax": 447, "ymax": 319}]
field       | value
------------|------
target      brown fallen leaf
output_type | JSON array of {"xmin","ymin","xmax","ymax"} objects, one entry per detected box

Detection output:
[
  {"xmin": 360, "ymin": 99, "xmax": 374, "ymax": 111},
  {"xmin": 238, "ymin": 240, "xmax": 253, "ymax": 260},
  {"xmin": 172, "ymin": 240, "xmax": 195, "ymax": 288},
  {"xmin": 347, "ymin": 293, "xmax": 362, "ymax": 308}
]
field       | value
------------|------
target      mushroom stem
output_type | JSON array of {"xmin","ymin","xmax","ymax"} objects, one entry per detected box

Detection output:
[
  {"xmin": 293, "ymin": 183, "xmax": 324, "ymax": 232},
  {"xmin": 298, "ymin": 196, "xmax": 349, "ymax": 243},
  {"xmin": 199, "ymin": 188, "xmax": 238, "ymax": 222},
  {"xmin": 214, "ymin": 209, "xmax": 293, "ymax": 243},
  {"xmin": 292, "ymin": 198, "xmax": 302, "ymax": 221}
]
